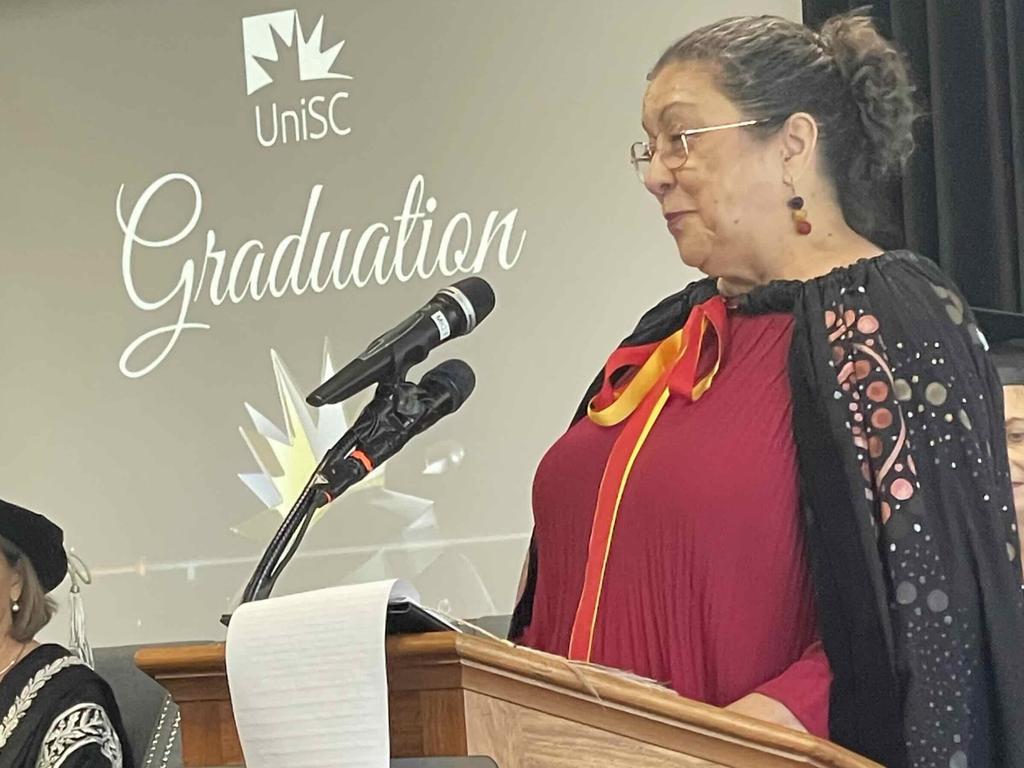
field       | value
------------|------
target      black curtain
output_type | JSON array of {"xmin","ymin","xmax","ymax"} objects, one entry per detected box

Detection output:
[{"xmin": 803, "ymin": 0, "xmax": 1024, "ymax": 313}]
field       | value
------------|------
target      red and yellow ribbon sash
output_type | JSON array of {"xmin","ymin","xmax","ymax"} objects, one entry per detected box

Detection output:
[{"xmin": 567, "ymin": 296, "xmax": 728, "ymax": 662}]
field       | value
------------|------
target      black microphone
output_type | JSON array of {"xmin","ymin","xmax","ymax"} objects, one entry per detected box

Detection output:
[
  {"xmin": 314, "ymin": 359, "xmax": 477, "ymax": 507},
  {"xmin": 306, "ymin": 278, "xmax": 494, "ymax": 407}
]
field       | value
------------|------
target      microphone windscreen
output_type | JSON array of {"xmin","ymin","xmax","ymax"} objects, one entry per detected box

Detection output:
[
  {"xmin": 452, "ymin": 277, "xmax": 496, "ymax": 324},
  {"xmin": 423, "ymin": 359, "xmax": 476, "ymax": 409}
]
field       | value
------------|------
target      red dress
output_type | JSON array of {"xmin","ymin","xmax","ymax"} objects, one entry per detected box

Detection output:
[{"xmin": 519, "ymin": 311, "xmax": 832, "ymax": 737}]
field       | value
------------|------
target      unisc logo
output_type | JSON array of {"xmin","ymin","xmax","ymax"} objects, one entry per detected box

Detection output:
[{"xmin": 241, "ymin": 9, "xmax": 352, "ymax": 149}]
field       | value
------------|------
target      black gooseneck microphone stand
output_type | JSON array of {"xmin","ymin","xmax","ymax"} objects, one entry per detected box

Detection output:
[{"xmin": 226, "ymin": 371, "xmax": 462, "ymax": 622}]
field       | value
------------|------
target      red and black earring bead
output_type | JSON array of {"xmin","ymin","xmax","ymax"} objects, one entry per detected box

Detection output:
[{"xmin": 788, "ymin": 196, "xmax": 811, "ymax": 235}]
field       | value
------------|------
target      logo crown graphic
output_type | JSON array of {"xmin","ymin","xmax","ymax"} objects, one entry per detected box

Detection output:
[{"xmin": 241, "ymin": 9, "xmax": 352, "ymax": 96}]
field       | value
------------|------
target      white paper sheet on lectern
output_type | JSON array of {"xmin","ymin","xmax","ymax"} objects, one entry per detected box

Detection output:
[{"xmin": 225, "ymin": 579, "xmax": 419, "ymax": 768}]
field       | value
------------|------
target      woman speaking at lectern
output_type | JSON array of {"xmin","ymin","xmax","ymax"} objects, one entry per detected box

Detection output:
[{"xmin": 509, "ymin": 12, "xmax": 1024, "ymax": 768}]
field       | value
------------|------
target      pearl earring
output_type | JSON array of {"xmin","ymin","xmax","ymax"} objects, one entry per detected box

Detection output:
[{"xmin": 11, "ymin": 601, "xmax": 20, "ymax": 614}]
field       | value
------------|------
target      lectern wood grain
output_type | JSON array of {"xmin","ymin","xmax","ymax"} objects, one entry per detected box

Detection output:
[{"xmin": 136, "ymin": 633, "xmax": 880, "ymax": 768}]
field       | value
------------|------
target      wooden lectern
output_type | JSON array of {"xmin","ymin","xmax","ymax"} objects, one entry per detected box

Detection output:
[{"xmin": 136, "ymin": 633, "xmax": 880, "ymax": 768}]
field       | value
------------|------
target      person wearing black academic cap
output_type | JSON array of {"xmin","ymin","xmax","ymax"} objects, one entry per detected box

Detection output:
[
  {"xmin": 0, "ymin": 498, "xmax": 133, "ymax": 768},
  {"xmin": 977, "ymin": 307, "xmax": 1024, "ymax": 571}
]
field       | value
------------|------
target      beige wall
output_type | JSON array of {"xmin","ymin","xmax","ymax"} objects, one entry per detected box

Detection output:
[{"xmin": 0, "ymin": 0, "xmax": 801, "ymax": 647}]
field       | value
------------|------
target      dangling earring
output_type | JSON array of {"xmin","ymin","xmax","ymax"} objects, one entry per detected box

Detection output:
[
  {"xmin": 784, "ymin": 175, "xmax": 812, "ymax": 235},
  {"xmin": 11, "ymin": 601, "xmax": 20, "ymax": 614}
]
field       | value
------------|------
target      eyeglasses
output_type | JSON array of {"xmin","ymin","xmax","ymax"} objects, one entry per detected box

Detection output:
[{"xmin": 629, "ymin": 118, "xmax": 773, "ymax": 184}]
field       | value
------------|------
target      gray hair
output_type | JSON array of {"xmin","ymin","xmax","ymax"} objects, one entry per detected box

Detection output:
[
  {"xmin": 650, "ymin": 11, "xmax": 919, "ymax": 246},
  {"xmin": 0, "ymin": 535, "xmax": 56, "ymax": 642}
]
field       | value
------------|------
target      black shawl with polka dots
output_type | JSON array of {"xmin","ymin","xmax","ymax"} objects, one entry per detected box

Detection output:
[{"xmin": 510, "ymin": 250, "xmax": 1024, "ymax": 768}]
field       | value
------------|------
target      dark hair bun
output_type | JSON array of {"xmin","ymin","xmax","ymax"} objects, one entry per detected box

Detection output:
[{"xmin": 819, "ymin": 13, "xmax": 918, "ymax": 180}]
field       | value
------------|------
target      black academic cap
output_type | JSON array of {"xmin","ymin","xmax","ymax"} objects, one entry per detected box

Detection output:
[
  {"xmin": 974, "ymin": 307, "xmax": 1024, "ymax": 346},
  {"xmin": 974, "ymin": 307, "xmax": 1024, "ymax": 386},
  {"xmin": 0, "ymin": 499, "xmax": 68, "ymax": 593}
]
